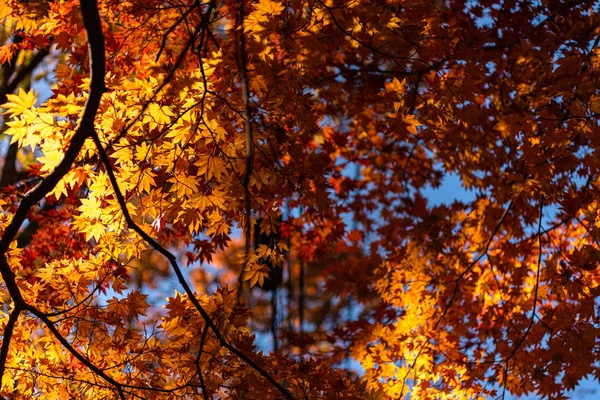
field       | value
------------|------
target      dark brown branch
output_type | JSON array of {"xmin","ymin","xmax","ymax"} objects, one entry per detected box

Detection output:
[
  {"xmin": 195, "ymin": 323, "xmax": 210, "ymax": 400},
  {"xmin": 0, "ymin": 254, "xmax": 24, "ymax": 310},
  {"xmin": 0, "ymin": 0, "xmax": 107, "ymax": 367},
  {"xmin": 0, "ymin": 0, "xmax": 118, "ymax": 396},
  {"xmin": 0, "ymin": 0, "xmax": 105, "ymax": 256},
  {"xmin": 90, "ymin": 132, "xmax": 294, "ymax": 400},
  {"xmin": 26, "ymin": 305, "xmax": 126, "ymax": 400},
  {"xmin": 0, "ymin": 142, "xmax": 27, "ymax": 189},
  {"xmin": 271, "ymin": 292, "xmax": 278, "ymax": 352},
  {"xmin": 0, "ymin": 131, "xmax": 89, "ymax": 254},
  {"xmin": 1, "ymin": 47, "xmax": 50, "ymax": 104},
  {"xmin": 0, "ymin": 306, "xmax": 22, "ymax": 387},
  {"xmin": 299, "ymin": 259, "xmax": 304, "ymax": 332}
]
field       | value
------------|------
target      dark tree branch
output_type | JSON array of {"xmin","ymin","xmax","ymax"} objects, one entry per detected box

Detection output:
[
  {"xmin": 91, "ymin": 130, "xmax": 294, "ymax": 399},
  {"xmin": 1, "ymin": 47, "xmax": 50, "ymax": 104},
  {"xmin": 0, "ymin": 0, "xmax": 105, "ymax": 256},
  {"xmin": 0, "ymin": 0, "xmax": 120, "ymax": 396},
  {"xmin": 0, "ymin": 142, "xmax": 28, "ymax": 189},
  {"xmin": 195, "ymin": 323, "xmax": 210, "ymax": 400},
  {"xmin": 0, "ymin": 0, "xmax": 107, "ymax": 359},
  {"xmin": 86, "ymin": 7, "xmax": 291, "ymax": 392},
  {"xmin": 26, "ymin": 305, "xmax": 126, "ymax": 400},
  {"xmin": 0, "ymin": 305, "xmax": 22, "ymax": 387}
]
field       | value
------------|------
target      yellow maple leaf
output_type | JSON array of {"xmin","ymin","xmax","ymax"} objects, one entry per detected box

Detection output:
[
  {"xmin": 134, "ymin": 141, "xmax": 151, "ymax": 162},
  {"xmin": 144, "ymin": 103, "xmax": 174, "ymax": 128},
  {"xmin": 209, "ymin": 189, "xmax": 227, "ymax": 210},
  {"xmin": 2, "ymin": 88, "xmax": 36, "ymax": 115},
  {"xmin": 78, "ymin": 197, "xmax": 104, "ymax": 219},
  {"xmin": 38, "ymin": 149, "xmax": 64, "ymax": 173},
  {"xmin": 385, "ymin": 77, "xmax": 406, "ymax": 95},
  {"xmin": 0, "ymin": 2, "xmax": 14, "ymax": 20},
  {"xmin": 168, "ymin": 173, "xmax": 199, "ymax": 197},
  {"xmin": 204, "ymin": 119, "xmax": 228, "ymax": 142},
  {"xmin": 254, "ymin": 0, "xmax": 285, "ymax": 16},
  {"xmin": 49, "ymin": 177, "xmax": 69, "ymax": 199},
  {"xmin": 6, "ymin": 117, "xmax": 34, "ymax": 148},
  {"xmin": 134, "ymin": 169, "xmax": 157, "ymax": 194},
  {"xmin": 208, "ymin": 156, "xmax": 227, "ymax": 180},
  {"xmin": 85, "ymin": 220, "xmax": 106, "ymax": 242}
]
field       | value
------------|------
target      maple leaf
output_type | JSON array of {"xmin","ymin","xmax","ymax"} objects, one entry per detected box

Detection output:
[
  {"xmin": 143, "ymin": 103, "xmax": 174, "ymax": 127},
  {"xmin": 84, "ymin": 220, "xmax": 106, "ymax": 242},
  {"xmin": 2, "ymin": 88, "xmax": 36, "ymax": 115},
  {"xmin": 254, "ymin": 0, "xmax": 285, "ymax": 15},
  {"xmin": 0, "ymin": 44, "xmax": 16, "ymax": 65}
]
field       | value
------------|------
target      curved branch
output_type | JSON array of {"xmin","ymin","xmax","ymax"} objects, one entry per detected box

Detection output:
[
  {"xmin": 26, "ymin": 305, "xmax": 126, "ymax": 400},
  {"xmin": 0, "ymin": 0, "xmax": 106, "ymax": 256},
  {"xmin": 91, "ymin": 131, "xmax": 294, "ymax": 399},
  {"xmin": 0, "ymin": 0, "xmax": 119, "ymax": 396},
  {"xmin": 0, "ymin": 305, "xmax": 22, "ymax": 388}
]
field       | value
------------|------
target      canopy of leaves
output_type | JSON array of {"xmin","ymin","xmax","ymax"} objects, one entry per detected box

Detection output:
[{"xmin": 0, "ymin": 0, "xmax": 599, "ymax": 398}]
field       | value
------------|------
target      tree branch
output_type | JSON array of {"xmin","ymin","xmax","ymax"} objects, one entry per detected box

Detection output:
[
  {"xmin": 0, "ymin": 0, "xmax": 115, "ymax": 395},
  {"xmin": 0, "ymin": 305, "xmax": 21, "ymax": 388},
  {"xmin": 26, "ymin": 305, "xmax": 126, "ymax": 400},
  {"xmin": 0, "ymin": 0, "xmax": 105, "ymax": 256},
  {"xmin": 1, "ymin": 47, "xmax": 50, "ymax": 104},
  {"xmin": 91, "ymin": 131, "xmax": 294, "ymax": 399}
]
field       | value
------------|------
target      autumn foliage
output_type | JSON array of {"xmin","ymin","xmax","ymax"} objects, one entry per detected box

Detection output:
[{"xmin": 0, "ymin": 0, "xmax": 600, "ymax": 398}]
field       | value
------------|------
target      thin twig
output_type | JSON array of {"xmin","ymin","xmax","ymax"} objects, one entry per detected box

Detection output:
[
  {"xmin": 195, "ymin": 323, "xmax": 210, "ymax": 400},
  {"xmin": 501, "ymin": 195, "xmax": 545, "ymax": 399},
  {"xmin": 435, "ymin": 199, "xmax": 515, "ymax": 328},
  {"xmin": 399, "ymin": 199, "xmax": 514, "ymax": 398}
]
